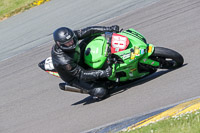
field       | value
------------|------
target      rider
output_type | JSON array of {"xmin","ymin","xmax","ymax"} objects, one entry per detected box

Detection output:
[{"xmin": 51, "ymin": 25, "xmax": 120, "ymax": 99}]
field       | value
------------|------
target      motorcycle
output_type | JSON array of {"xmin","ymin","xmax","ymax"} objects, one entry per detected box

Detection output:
[{"xmin": 38, "ymin": 28, "xmax": 184, "ymax": 95}]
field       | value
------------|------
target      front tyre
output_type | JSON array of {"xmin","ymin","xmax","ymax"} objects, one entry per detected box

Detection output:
[{"xmin": 150, "ymin": 47, "xmax": 184, "ymax": 69}]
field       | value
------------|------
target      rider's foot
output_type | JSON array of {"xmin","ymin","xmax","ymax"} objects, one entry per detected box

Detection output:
[{"xmin": 89, "ymin": 87, "xmax": 109, "ymax": 100}]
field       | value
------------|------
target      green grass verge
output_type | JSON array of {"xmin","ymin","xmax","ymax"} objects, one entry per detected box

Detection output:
[
  {"xmin": 121, "ymin": 110, "xmax": 200, "ymax": 133},
  {"xmin": 0, "ymin": 0, "xmax": 50, "ymax": 21}
]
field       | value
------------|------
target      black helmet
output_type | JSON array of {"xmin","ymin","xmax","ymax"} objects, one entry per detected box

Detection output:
[{"xmin": 53, "ymin": 27, "xmax": 78, "ymax": 51}]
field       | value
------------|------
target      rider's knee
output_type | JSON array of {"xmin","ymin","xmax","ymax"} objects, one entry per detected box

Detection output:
[{"xmin": 89, "ymin": 87, "xmax": 107, "ymax": 98}]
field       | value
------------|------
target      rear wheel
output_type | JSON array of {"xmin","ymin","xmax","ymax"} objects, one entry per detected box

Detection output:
[{"xmin": 150, "ymin": 47, "xmax": 184, "ymax": 69}]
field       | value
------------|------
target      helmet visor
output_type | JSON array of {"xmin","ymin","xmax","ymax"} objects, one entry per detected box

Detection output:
[
  {"xmin": 56, "ymin": 35, "xmax": 78, "ymax": 51},
  {"xmin": 62, "ymin": 39, "xmax": 74, "ymax": 47}
]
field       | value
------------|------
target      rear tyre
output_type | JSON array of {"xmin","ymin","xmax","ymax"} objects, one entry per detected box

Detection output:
[{"xmin": 150, "ymin": 47, "xmax": 184, "ymax": 69}]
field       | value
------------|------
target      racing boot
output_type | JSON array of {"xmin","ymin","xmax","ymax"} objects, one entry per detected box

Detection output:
[
  {"xmin": 59, "ymin": 82, "xmax": 109, "ymax": 100},
  {"xmin": 89, "ymin": 87, "xmax": 109, "ymax": 100}
]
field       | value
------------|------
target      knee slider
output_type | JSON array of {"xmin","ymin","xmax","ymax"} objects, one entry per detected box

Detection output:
[{"xmin": 90, "ymin": 87, "xmax": 107, "ymax": 98}]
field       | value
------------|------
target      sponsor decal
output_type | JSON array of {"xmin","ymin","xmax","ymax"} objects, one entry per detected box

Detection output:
[
  {"xmin": 130, "ymin": 52, "xmax": 135, "ymax": 60},
  {"xmin": 140, "ymin": 49, "xmax": 145, "ymax": 54},
  {"xmin": 134, "ymin": 46, "xmax": 140, "ymax": 55},
  {"xmin": 120, "ymin": 48, "xmax": 145, "ymax": 61},
  {"xmin": 46, "ymin": 71, "xmax": 60, "ymax": 78},
  {"xmin": 45, "ymin": 57, "xmax": 54, "ymax": 70},
  {"xmin": 122, "ymin": 53, "xmax": 130, "ymax": 60},
  {"xmin": 91, "ymin": 48, "xmax": 99, "ymax": 54},
  {"xmin": 151, "ymin": 61, "xmax": 155, "ymax": 65},
  {"xmin": 129, "ymin": 72, "xmax": 134, "ymax": 77},
  {"xmin": 119, "ymin": 52, "xmax": 128, "ymax": 56},
  {"xmin": 130, "ymin": 68, "xmax": 137, "ymax": 72}
]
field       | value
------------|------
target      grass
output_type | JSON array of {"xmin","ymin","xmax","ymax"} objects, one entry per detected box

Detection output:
[
  {"xmin": 121, "ymin": 110, "xmax": 200, "ymax": 133},
  {"xmin": 0, "ymin": 0, "xmax": 50, "ymax": 21}
]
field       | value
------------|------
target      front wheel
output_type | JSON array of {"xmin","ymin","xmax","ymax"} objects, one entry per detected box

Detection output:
[{"xmin": 150, "ymin": 47, "xmax": 184, "ymax": 69}]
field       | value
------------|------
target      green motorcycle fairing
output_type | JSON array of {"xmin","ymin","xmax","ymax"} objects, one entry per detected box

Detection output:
[
  {"xmin": 84, "ymin": 28, "xmax": 160, "ymax": 82},
  {"xmin": 84, "ymin": 36, "xmax": 108, "ymax": 69}
]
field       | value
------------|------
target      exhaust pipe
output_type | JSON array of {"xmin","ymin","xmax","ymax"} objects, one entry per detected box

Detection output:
[{"xmin": 59, "ymin": 83, "xmax": 88, "ymax": 94}]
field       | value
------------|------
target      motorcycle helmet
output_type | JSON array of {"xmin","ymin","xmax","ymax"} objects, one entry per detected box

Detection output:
[{"xmin": 53, "ymin": 27, "xmax": 78, "ymax": 51}]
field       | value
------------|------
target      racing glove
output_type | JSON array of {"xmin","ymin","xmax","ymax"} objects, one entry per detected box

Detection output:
[
  {"xmin": 99, "ymin": 66, "xmax": 112, "ymax": 78},
  {"xmin": 110, "ymin": 25, "xmax": 120, "ymax": 33}
]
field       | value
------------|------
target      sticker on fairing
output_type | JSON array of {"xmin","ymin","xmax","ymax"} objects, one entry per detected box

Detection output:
[
  {"xmin": 45, "ymin": 57, "xmax": 55, "ymax": 70},
  {"xmin": 46, "ymin": 71, "xmax": 60, "ymax": 78},
  {"xmin": 122, "ymin": 53, "xmax": 130, "ymax": 60}
]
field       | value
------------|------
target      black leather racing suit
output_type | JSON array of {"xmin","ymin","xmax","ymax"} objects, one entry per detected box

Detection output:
[{"xmin": 51, "ymin": 26, "xmax": 116, "ymax": 95}]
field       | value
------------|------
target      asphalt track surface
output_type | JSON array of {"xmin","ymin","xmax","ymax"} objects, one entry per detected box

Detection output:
[{"xmin": 1, "ymin": 0, "xmax": 200, "ymax": 133}]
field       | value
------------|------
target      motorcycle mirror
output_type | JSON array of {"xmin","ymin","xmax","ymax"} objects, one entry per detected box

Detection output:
[{"xmin": 85, "ymin": 48, "xmax": 91, "ymax": 56}]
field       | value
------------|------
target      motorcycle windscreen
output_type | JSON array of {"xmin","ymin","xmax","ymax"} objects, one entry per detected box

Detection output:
[{"xmin": 38, "ymin": 57, "xmax": 60, "ymax": 78}]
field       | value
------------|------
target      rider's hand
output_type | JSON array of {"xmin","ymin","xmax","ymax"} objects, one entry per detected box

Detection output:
[
  {"xmin": 99, "ymin": 66, "xmax": 112, "ymax": 78},
  {"xmin": 110, "ymin": 25, "xmax": 120, "ymax": 33}
]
